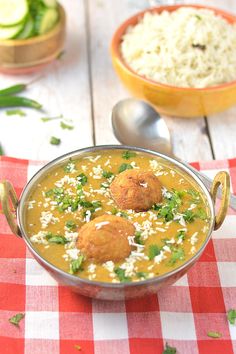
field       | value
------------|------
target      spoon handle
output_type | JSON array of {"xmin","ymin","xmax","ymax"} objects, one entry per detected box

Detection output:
[{"xmin": 181, "ymin": 161, "xmax": 236, "ymax": 211}]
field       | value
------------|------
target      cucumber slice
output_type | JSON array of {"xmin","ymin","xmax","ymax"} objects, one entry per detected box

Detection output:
[
  {"xmin": 16, "ymin": 16, "xmax": 34, "ymax": 39},
  {"xmin": 0, "ymin": 0, "xmax": 28, "ymax": 26},
  {"xmin": 35, "ymin": 7, "xmax": 59, "ymax": 35},
  {"xmin": 0, "ymin": 22, "xmax": 24, "ymax": 40},
  {"xmin": 42, "ymin": 0, "xmax": 57, "ymax": 8}
]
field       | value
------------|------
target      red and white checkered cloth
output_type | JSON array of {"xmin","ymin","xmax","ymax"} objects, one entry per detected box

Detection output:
[{"xmin": 0, "ymin": 156, "xmax": 236, "ymax": 354}]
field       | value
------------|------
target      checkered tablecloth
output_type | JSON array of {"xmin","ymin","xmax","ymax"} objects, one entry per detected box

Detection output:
[{"xmin": 0, "ymin": 156, "xmax": 236, "ymax": 354}]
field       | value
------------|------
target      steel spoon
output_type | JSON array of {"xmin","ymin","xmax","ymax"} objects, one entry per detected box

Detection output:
[{"xmin": 112, "ymin": 98, "xmax": 236, "ymax": 211}]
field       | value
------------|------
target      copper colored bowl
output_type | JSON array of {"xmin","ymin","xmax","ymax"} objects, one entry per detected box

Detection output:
[
  {"xmin": 0, "ymin": 4, "xmax": 66, "ymax": 75},
  {"xmin": 0, "ymin": 145, "xmax": 230, "ymax": 300},
  {"xmin": 111, "ymin": 4, "xmax": 236, "ymax": 117}
]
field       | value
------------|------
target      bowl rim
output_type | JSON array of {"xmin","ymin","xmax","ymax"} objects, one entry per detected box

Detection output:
[
  {"xmin": 0, "ymin": 3, "xmax": 66, "ymax": 47},
  {"xmin": 110, "ymin": 3, "xmax": 236, "ymax": 92},
  {"xmin": 16, "ymin": 145, "xmax": 215, "ymax": 289}
]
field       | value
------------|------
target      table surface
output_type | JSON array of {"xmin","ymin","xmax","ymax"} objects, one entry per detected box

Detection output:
[{"xmin": 0, "ymin": 0, "xmax": 236, "ymax": 163}]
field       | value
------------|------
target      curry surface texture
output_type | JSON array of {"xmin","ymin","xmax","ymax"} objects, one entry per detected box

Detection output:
[{"xmin": 25, "ymin": 150, "xmax": 210, "ymax": 283}]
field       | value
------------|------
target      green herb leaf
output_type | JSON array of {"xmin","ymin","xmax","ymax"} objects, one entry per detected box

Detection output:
[
  {"xmin": 162, "ymin": 343, "xmax": 176, "ymax": 354},
  {"xmin": 183, "ymin": 210, "xmax": 195, "ymax": 223},
  {"xmin": 64, "ymin": 159, "xmax": 76, "ymax": 172},
  {"xmin": 196, "ymin": 208, "xmax": 207, "ymax": 220},
  {"xmin": 6, "ymin": 109, "xmax": 26, "ymax": 117},
  {"xmin": 111, "ymin": 207, "xmax": 118, "ymax": 215},
  {"xmin": 227, "ymin": 309, "xmax": 236, "ymax": 325},
  {"xmin": 207, "ymin": 331, "xmax": 222, "ymax": 338},
  {"xmin": 102, "ymin": 170, "xmax": 114, "ymax": 178},
  {"xmin": 41, "ymin": 114, "xmax": 63, "ymax": 122},
  {"xmin": 122, "ymin": 151, "xmax": 137, "ymax": 160},
  {"xmin": 70, "ymin": 255, "xmax": 84, "ymax": 274},
  {"xmin": 176, "ymin": 230, "xmax": 186, "ymax": 241},
  {"xmin": 50, "ymin": 136, "xmax": 61, "ymax": 145},
  {"xmin": 148, "ymin": 244, "xmax": 160, "ymax": 260},
  {"xmin": 77, "ymin": 173, "xmax": 88, "ymax": 186},
  {"xmin": 0, "ymin": 143, "xmax": 4, "ymax": 156},
  {"xmin": 60, "ymin": 121, "xmax": 74, "ymax": 130},
  {"xmin": 9, "ymin": 313, "xmax": 25, "ymax": 326},
  {"xmin": 134, "ymin": 231, "xmax": 144, "ymax": 245},
  {"xmin": 136, "ymin": 271, "xmax": 148, "ymax": 279},
  {"xmin": 118, "ymin": 163, "xmax": 133, "ymax": 173},
  {"xmin": 46, "ymin": 233, "xmax": 68, "ymax": 245},
  {"xmin": 65, "ymin": 220, "xmax": 77, "ymax": 231},
  {"xmin": 118, "ymin": 211, "xmax": 128, "ymax": 219},
  {"xmin": 169, "ymin": 247, "xmax": 185, "ymax": 265},
  {"xmin": 114, "ymin": 267, "xmax": 131, "ymax": 282}
]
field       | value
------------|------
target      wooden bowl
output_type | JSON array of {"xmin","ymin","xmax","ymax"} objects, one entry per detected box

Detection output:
[
  {"xmin": 111, "ymin": 4, "xmax": 236, "ymax": 117},
  {"xmin": 0, "ymin": 4, "xmax": 66, "ymax": 75}
]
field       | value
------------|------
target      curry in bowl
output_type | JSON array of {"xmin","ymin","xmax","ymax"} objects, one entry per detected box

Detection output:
[{"xmin": 24, "ymin": 149, "xmax": 211, "ymax": 283}]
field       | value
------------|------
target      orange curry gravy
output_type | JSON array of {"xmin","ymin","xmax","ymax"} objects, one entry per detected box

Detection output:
[{"xmin": 25, "ymin": 149, "xmax": 210, "ymax": 283}]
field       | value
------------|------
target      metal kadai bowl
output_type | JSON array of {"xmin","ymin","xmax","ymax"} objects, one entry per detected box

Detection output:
[{"xmin": 0, "ymin": 146, "xmax": 230, "ymax": 300}]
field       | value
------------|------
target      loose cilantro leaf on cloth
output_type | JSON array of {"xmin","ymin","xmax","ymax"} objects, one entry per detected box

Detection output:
[
  {"xmin": 207, "ymin": 331, "xmax": 222, "ymax": 338},
  {"xmin": 50, "ymin": 136, "xmax": 61, "ymax": 145},
  {"xmin": 114, "ymin": 267, "xmax": 131, "ymax": 283},
  {"xmin": 6, "ymin": 109, "xmax": 26, "ymax": 117},
  {"xmin": 70, "ymin": 255, "xmax": 84, "ymax": 274},
  {"xmin": 148, "ymin": 244, "xmax": 160, "ymax": 260},
  {"xmin": 122, "ymin": 151, "xmax": 137, "ymax": 160},
  {"xmin": 118, "ymin": 163, "xmax": 133, "ymax": 173},
  {"xmin": 9, "ymin": 313, "xmax": 25, "ymax": 326},
  {"xmin": 227, "ymin": 309, "xmax": 236, "ymax": 325},
  {"xmin": 162, "ymin": 342, "xmax": 176, "ymax": 354}
]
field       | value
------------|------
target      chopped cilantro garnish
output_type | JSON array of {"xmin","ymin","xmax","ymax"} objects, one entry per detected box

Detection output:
[
  {"xmin": 65, "ymin": 220, "xmax": 77, "ymax": 231},
  {"xmin": 158, "ymin": 205, "xmax": 174, "ymax": 222},
  {"xmin": 70, "ymin": 255, "xmax": 84, "ymax": 274},
  {"xmin": 162, "ymin": 343, "xmax": 176, "ymax": 354},
  {"xmin": 207, "ymin": 331, "xmax": 222, "ymax": 338},
  {"xmin": 169, "ymin": 247, "xmax": 185, "ymax": 265},
  {"xmin": 134, "ymin": 231, "xmax": 144, "ymax": 245},
  {"xmin": 176, "ymin": 230, "xmax": 186, "ymax": 241},
  {"xmin": 148, "ymin": 244, "xmax": 160, "ymax": 260},
  {"xmin": 60, "ymin": 121, "xmax": 74, "ymax": 130},
  {"xmin": 196, "ymin": 208, "xmax": 207, "ymax": 220},
  {"xmin": 183, "ymin": 210, "xmax": 195, "ymax": 223},
  {"xmin": 77, "ymin": 173, "xmax": 87, "ymax": 186},
  {"xmin": 152, "ymin": 203, "xmax": 162, "ymax": 211},
  {"xmin": 155, "ymin": 189, "xmax": 184, "ymax": 222},
  {"xmin": 227, "ymin": 309, "xmax": 236, "ymax": 325},
  {"xmin": 122, "ymin": 151, "xmax": 137, "ymax": 160},
  {"xmin": 63, "ymin": 159, "xmax": 76, "ymax": 172},
  {"xmin": 118, "ymin": 163, "xmax": 133, "ymax": 173},
  {"xmin": 136, "ymin": 271, "xmax": 148, "ymax": 279},
  {"xmin": 114, "ymin": 267, "xmax": 131, "ymax": 282},
  {"xmin": 9, "ymin": 313, "xmax": 25, "ymax": 326},
  {"xmin": 111, "ymin": 207, "xmax": 118, "ymax": 215},
  {"xmin": 6, "ymin": 109, "xmax": 26, "ymax": 117},
  {"xmin": 102, "ymin": 170, "xmax": 114, "ymax": 178},
  {"xmin": 46, "ymin": 233, "xmax": 68, "ymax": 245},
  {"xmin": 118, "ymin": 211, "xmax": 128, "ymax": 219},
  {"xmin": 50, "ymin": 136, "xmax": 61, "ymax": 145}
]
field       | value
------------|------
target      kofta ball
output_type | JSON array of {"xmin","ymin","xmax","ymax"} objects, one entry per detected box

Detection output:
[
  {"xmin": 77, "ymin": 214, "xmax": 135, "ymax": 263},
  {"xmin": 110, "ymin": 169, "xmax": 162, "ymax": 211}
]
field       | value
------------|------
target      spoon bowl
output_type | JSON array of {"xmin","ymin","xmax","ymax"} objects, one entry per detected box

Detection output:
[{"xmin": 112, "ymin": 98, "xmax": 173, "ymax": 156}]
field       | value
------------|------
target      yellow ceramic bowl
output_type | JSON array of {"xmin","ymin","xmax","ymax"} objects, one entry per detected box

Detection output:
[
  {"xmin": 0, "ymin": 4, "xmax": 66, "ymax": 75},
  {"xmin": 111, "ymin": 4, "xmax": 236, "ymax": 118}
]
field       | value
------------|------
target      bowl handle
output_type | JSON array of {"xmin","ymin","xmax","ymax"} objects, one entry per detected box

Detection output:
[
  {"xmin": 211, "ymin": 171, "xmax": 230, "ymax": 230},
  {"xmin": 0, "ymin": 180, "xmax": 22, "ymax": 237}
]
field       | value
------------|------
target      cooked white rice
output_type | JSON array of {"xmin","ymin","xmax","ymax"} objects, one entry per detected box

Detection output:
[{"xmin": 120, "ymin": 7, "xmax": 236, "ymax": 88}]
